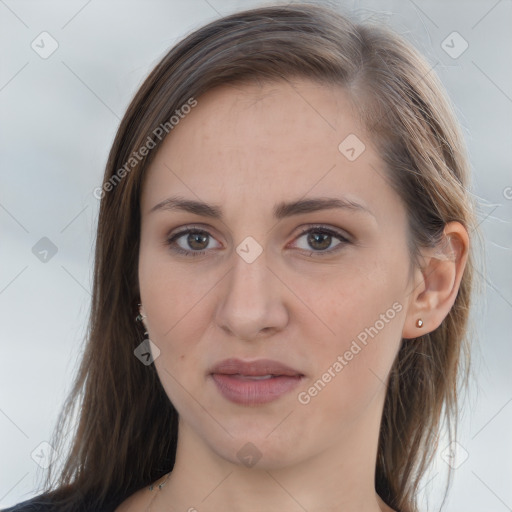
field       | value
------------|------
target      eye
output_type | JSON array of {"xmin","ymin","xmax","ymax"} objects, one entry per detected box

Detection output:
[
  {"xmin": 290, "ymin": 225, "xmax": 350, "ymax": 256},
  {"xmin": 164, "ymin": 224, "xmax": 351, "ymax": 258},
  {"xmin": 165, "ymin": 227, "xmax": 221, "ymax": 257}
]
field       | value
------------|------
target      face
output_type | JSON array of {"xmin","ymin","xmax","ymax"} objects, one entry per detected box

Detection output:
[{"xmin": 138, "ymin": 78, "xmax": 415, "ymax": 469}]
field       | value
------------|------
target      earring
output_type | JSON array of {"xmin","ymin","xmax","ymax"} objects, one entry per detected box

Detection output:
[
  {"xmin": 416, "ymin": 318, "xmax": 423, "ymax": 328},
  {"xmin": 136, "ymin": 303, "xmax": 147, "ymax": 323}
]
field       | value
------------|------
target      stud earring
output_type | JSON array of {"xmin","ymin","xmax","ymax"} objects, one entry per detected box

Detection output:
[
  {"xmin": 136, "ymin": 303, "xmax": 147, "ymax": 323},
  {"xmin": 416, "ymin": 318, "xmax": 423, "ymax": 328}
]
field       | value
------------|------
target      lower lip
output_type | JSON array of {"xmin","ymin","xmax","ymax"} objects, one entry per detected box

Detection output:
[{"xmin": 211, "ymin": 373, "xmax": 303, "ymax": 405}]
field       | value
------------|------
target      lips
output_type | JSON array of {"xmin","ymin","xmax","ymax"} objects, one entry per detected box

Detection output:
[
  {"xmin": 210, "ymin": 358, "xmax": 304, "ymax": 377},
  {"xmin": 210, "ymin": 358, "xmax": 304, "ymax": 405}
]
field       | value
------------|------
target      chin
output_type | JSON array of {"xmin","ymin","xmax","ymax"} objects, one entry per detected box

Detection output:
[{"xmin": 203, "ymin": 423, "xmax": 307, "ymax": 470}]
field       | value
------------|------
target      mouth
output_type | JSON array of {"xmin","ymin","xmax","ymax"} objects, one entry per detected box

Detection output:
[{"xmin": 209, "ymin": 358, "xmax": 305, "ymax": 406}]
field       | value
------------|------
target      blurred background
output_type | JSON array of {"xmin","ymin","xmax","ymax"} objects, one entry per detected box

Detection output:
[{"xmin": 1, "ymin": 0, "xmax": 511, "ymax": 510}]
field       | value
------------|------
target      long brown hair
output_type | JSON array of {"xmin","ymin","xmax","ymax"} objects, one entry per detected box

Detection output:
[{"xmin": 34, "ymin": 3, "xmax": 478, "ymax": 511}]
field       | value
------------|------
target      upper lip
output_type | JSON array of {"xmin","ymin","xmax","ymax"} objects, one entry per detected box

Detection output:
[{"xmin": 210, "ymin": 358, "xmax": 304, "ymax": 377}]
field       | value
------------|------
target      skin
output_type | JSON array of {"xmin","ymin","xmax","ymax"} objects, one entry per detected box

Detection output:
[{"xmin": 116, "ymin": 78, "xmax": 468, "ymax": 512}]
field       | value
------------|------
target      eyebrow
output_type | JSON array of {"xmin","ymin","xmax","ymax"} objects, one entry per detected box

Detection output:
[{"xmin": 149, "ymin": 195, "xmax": 375, "ymax": 220}]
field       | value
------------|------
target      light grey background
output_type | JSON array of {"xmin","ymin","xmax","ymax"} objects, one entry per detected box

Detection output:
[{"xmin": 1, "ymin": 0, "xmax": 511, "ymax": 510}]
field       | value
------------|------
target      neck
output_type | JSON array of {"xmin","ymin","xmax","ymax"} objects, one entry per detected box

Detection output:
[{"xmin": 154, "ymin": 395, "xmax": 393, "ymax": 512}]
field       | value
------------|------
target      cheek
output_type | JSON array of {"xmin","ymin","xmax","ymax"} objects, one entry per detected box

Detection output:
[
  {"xmin": 138, "ymin": 243, "xmax": 217, "ymax": 341},
  {"xmin": 294, "ymin": 256, "xmax": 406, "ymax": 414},
  {"xmin": 298, "ymin": 253, "xmax": 404, "ymax": 344},
  {"xmin": 138, "ymin": 250, "xmax": 209, "ymax": 383}
]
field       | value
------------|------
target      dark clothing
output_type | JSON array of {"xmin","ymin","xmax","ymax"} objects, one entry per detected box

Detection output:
[
  {"xmin": 1, "ymin": 493, "xmax": 122, "ymax": 512},
  {"xmin": 1, "ymin": 496, "xmax": 52, "ymax": 512}
]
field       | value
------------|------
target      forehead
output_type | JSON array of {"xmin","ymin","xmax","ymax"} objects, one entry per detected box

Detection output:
[{"xmin": 140, "ymin": 79, "xmax": 397, "ymax": 223}]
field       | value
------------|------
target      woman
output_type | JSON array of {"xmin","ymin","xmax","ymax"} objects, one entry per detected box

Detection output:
[{"xmin": 3, "ymin": 3, "xmax": 477, "ymax": 512}]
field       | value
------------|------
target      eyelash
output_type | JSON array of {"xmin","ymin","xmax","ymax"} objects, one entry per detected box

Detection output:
[{"xmin": 165, "ymin": 225, "xmax": 351, "ymax": 258}]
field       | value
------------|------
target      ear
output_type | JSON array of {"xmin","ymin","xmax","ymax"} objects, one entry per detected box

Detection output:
[{"xmin": 402, "ymin": 221, "xmax": 469, "ymax": 339}]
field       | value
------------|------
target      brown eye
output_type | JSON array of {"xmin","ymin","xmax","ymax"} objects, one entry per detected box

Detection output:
[
  {"xmin": 166, "ymin": 229, "xmax": 220, "ymax": 257},
  {"xmin": 165, "ymin": 224, "xmax": 350, "ymax": 258},
  {"xmin": 291, "ymin": 226, "xmax": 350, "ymax": 256},
  {"xmin": 185, "ymin": 231, "xmax": 209, "ymax": 250}
]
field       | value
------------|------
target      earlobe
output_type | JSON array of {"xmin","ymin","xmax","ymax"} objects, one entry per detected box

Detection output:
[{"xmin": 402, "ymin": 222, "xmax": 469, "ymax": 339}]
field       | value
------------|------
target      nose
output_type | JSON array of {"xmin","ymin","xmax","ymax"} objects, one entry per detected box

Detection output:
[{"xmin": 214, "ymin": 247, "xmax": 289, "ymax": 342}]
